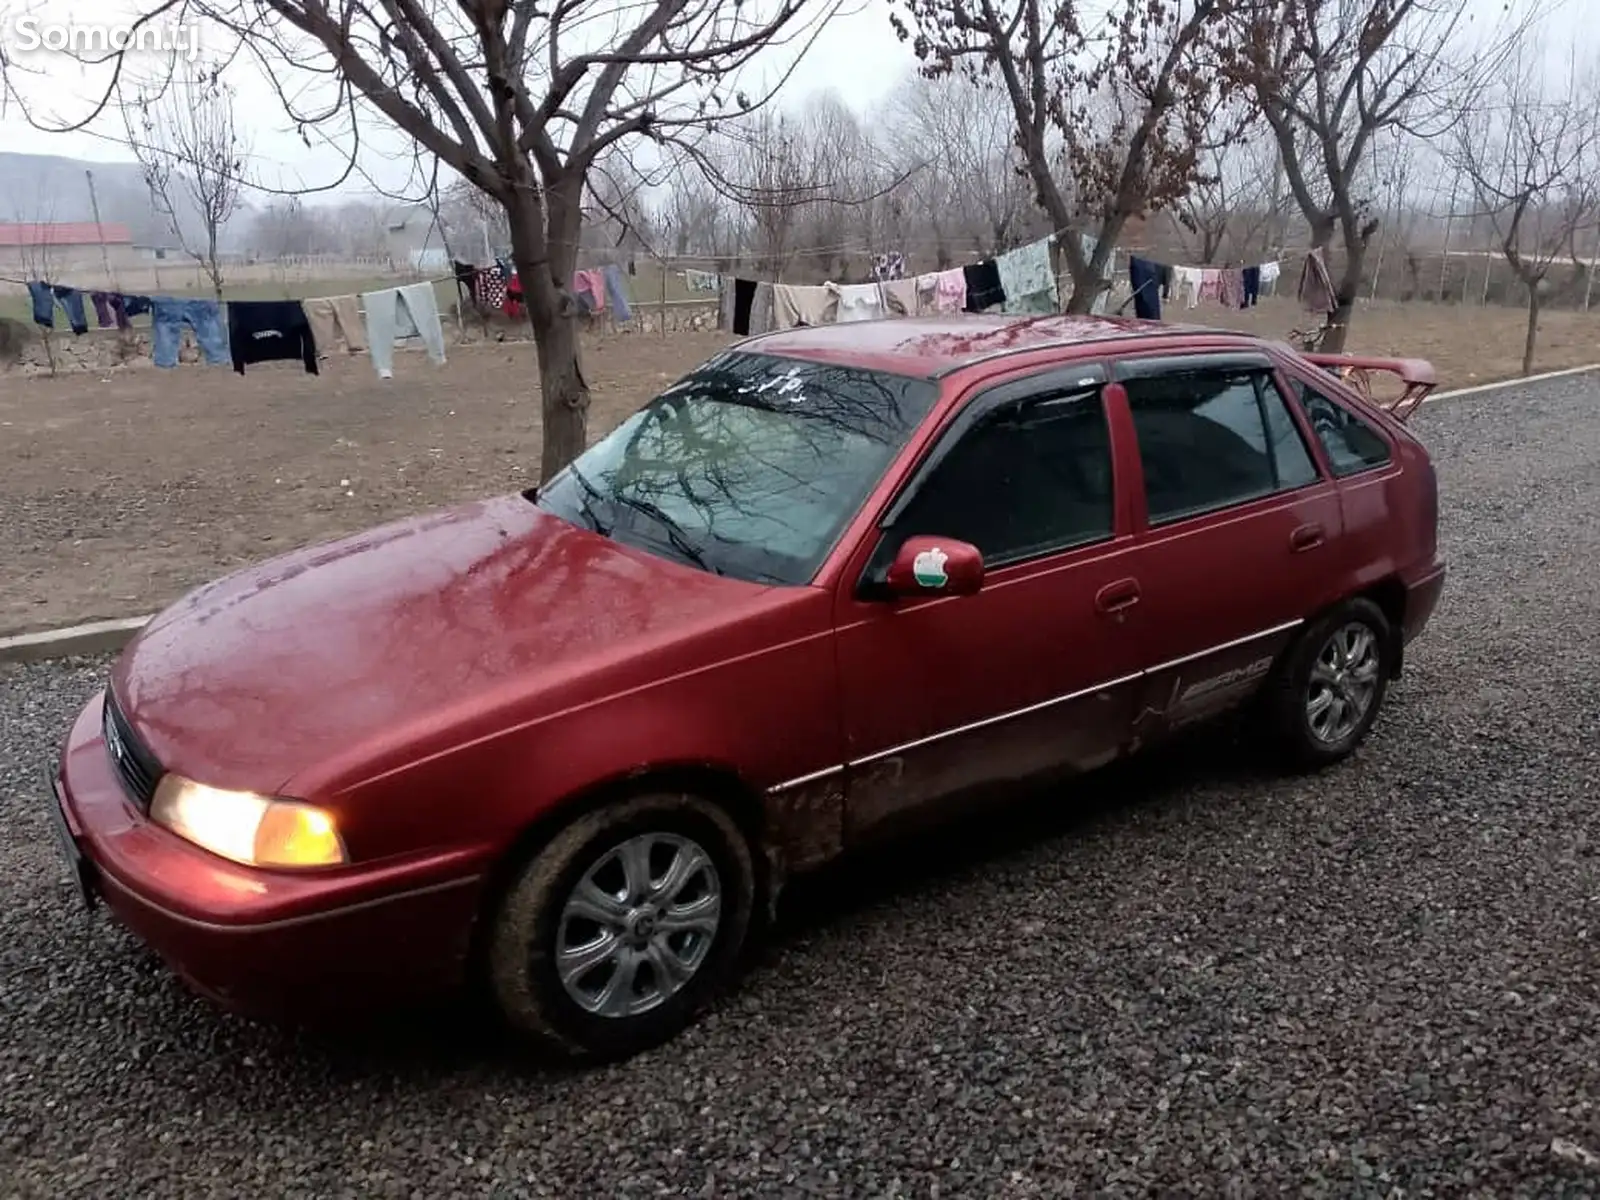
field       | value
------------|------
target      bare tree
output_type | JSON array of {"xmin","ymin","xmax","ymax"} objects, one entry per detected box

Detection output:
[
  {"xmin": 890, "ymin": 0, "xmax": 1240, "ymax": 311},
  {"xmin": 126, "ymin": 62, "xmax": 247, "ymax": 301},
  {"xmin": 1450, "ymin": 44, "xmax": 1600, "ymax": 375},
  {"xmin": 1171, "ymin": 116, "xmax": 1280, "ymax": 264},
  {"xmin": 5, "ymin": 0, "xmax": 837, "ymax": 481},
  {"xmin": 1230, "ymin": 0, "xmax": 1518, "ymax": 351}
]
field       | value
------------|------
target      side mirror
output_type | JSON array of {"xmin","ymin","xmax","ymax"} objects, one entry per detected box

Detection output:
[{"xmin": 884, "ymin": 536, "xmax": 985, "ymax": 599}]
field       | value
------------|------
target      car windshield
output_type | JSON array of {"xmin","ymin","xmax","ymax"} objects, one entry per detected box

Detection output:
[{"xmin": 532, "ymin": 350, "xmax": 938, "ymax": 585}]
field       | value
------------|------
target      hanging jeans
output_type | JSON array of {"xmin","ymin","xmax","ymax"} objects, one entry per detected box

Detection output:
[
  {"xmin": 150, "ymin": 298, "xmax": 230, "ymax": 367},
  {"xmin": 53, "ymin": 287, "xmax": 89, "ymax": 334},
  {"xmin": 362, "ymin": 283, "xmax": 447, "ymax": 378}
]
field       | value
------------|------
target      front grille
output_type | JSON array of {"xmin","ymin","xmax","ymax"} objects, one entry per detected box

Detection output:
[{"xmin": 102, "ymin": 687, "xmax": 162, "ymax": 808}]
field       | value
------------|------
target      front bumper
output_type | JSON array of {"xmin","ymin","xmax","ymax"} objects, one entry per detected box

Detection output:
[{"xmin": 49, "ymin": 692, "xmax": 487, "ymax": 1018}]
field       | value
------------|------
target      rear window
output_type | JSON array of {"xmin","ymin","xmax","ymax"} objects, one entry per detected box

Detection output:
[{"xmin": 1289, "ymin": 379, "xmax": 1393, "ymax": 476}]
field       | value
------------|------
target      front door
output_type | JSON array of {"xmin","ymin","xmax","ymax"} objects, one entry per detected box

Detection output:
[
  {"xmin": 1106, "ymin": 352, "xmax": 1349, "ymax": 740},
  {"xmin": 833, "ymin": 367, "xmax": 1146, "ymax": 845}
]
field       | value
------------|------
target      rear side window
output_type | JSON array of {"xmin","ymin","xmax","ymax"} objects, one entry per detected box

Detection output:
[
  {"xmin": 1121, "ymin": 367, "xmax": 1319, "ymax": 524},
  {"xmin": 1290, "ymin": 379, "xmax": 1393, "ymax": 476}
]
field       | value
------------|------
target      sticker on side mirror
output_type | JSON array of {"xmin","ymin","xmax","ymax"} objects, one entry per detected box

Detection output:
[{"xmin": 912, "ymin": 547, "xmax": 948, "ymax": 588}]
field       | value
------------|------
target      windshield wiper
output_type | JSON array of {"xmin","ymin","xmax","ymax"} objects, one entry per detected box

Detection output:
[{"xmin": 610, "ymin": 493, "xmax": 722, "ymax": 575}]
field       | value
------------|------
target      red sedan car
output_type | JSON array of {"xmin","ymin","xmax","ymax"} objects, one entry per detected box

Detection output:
[{"xmin": 49, "ymin": 314, "xmax": 1446, "ymax": 1062}]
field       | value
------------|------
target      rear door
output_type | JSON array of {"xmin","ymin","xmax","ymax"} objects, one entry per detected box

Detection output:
[
  {"xmin": 831, "ymin": 364, "xmax": 1147, "ymax": 844},
  {"xmin": 1106, "ymin": 350, "xmax": 1347, "ymax": 740}
]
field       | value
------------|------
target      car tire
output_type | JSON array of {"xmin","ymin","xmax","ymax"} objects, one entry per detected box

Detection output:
[
  {"xmin": 1265, "ymin": 597, "xmax": 1393, "ymax": 771},
  {"xmin": 484, "ymin": 792, "xmax": 755, "ymax": 1063}
]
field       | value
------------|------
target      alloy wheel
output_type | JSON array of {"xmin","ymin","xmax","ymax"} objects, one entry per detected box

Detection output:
[
  {"xmin": 1305, "ymin": 621, "xmax": 1382, "ymax": 744},
  {"xmin": 554, "ymin": 832, "xmax": 723, "ymax": 1018}
]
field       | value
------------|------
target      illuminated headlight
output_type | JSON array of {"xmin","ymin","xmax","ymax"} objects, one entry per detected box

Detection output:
[{"xmin": 150, "ymin": 774, "xmax": 347, "ymax": 868}]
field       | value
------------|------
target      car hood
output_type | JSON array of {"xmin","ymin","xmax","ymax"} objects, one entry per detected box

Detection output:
[{"xmin": 111, "ymin": 494, "xmax": 770, "ymax": 794}]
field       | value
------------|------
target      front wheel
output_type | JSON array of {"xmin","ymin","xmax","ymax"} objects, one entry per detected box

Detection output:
[
  {"xmin": 1264, "ymin": 598, "xmax": 1393, "ymax": 770},
  {"xmin": 484, "ymin": 792, "xmax": 755, "ymax": 1063}
]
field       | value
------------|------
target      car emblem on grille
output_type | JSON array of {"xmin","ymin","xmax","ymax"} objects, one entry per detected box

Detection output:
[{"xmin": 104, "ymin": 707, "xmax": 126, "ymax": 765}]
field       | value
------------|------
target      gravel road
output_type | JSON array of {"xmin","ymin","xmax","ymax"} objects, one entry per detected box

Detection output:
[{"xmin": 3, "ymin": 375, "xmax": 1599, "ymax": 1198}]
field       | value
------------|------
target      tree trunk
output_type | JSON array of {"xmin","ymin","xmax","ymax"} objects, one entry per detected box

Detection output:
[
  {"xmin": 1522, "ymin": 286, "xmax": 1540, "ymax": 376},
  {"xmin": 509, "ymin": 183, "xmax": 590, "ymax": 484},
  {"xmin": 1318, "ymin": 242, "xmax": 1365, "ymax": 354},
  {"xmin": 1061, "ymin": 215, "xmax": 1128, "ymax": 315}
]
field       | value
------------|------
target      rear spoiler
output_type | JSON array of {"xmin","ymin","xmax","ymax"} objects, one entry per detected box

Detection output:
[{"xmin": 1300, "ymin": 353, "xmax": 1437, "ymax": 423}]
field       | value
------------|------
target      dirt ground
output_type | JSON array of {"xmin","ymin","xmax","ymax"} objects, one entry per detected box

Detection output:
[{"xmin": 4, "ymin": 297, "xmax": 1596, "ymax": 635}]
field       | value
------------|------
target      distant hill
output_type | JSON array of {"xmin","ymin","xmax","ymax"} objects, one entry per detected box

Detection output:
[{"xmin": 0, "ymin": 151, "xmax": 252, "ymax": 252}]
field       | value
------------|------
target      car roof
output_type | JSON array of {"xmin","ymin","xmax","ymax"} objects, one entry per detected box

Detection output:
[{"xmin": 740, "ymin": 313, "xmax": 1268, "ymax": 380}]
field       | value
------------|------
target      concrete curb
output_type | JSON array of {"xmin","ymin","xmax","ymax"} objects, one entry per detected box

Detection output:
[
  {"xmin": 1426, "ymin": 362, "xmax": 1600, "ymax": 402},
  {"xmin": 0, "ymin": 616, "xmax": 153, "ymax": 665},
  {"xmin": 5, "ymin": 362, "xmax": 1598, "ymax": 667}
]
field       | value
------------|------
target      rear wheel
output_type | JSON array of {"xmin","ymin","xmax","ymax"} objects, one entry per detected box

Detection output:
[
  {"xmin": 485, "ymin": 792, "xmax": 755, "ymax": 1063},
  {"xmin": 1265, "ymin": 598, "xmax": 1393, "ymax": 770}
]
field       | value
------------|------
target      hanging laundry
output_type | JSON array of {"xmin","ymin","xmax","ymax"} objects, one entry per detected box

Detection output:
[
  {"xmin": 1298, "ymin": 251, "xmax": 1336, "ymax": 313},
  {"xmin": 683, "ymin": 269, "xmax": 720, "ymax": 294},
  {"xmin": 870, "ymin": 252, "xmax": 906, "ymax": 282},
  {"xmin": 1197, "ymin": 269, "xmax": 1223, "ymax": 304},
  {"xmin": 1260, "ymin": 261, "xmax": 1281, "ymax": 290},
  {"xmin": 963, "ymin": 260, "xmax": 1005, "ymax": 312},
  {"xmin": 771, "ymin": 284, "xmax": 836, "ymax": 329},
  {"xmin": 881, "ymin": 278, "xmax": 919, "ymax": 317},
  {"xmin": 114, "ymin": 294, "xmax": 152, "ymax": 330},
  {"xmin": 1172, "ymin": 266, "xmax": 1202, "ymax": 308},
  {"xmin": 573, "ymin": 270, "xmax": 606, "ymax": 313},
  {"xmin": 52, "ymin": 286, "xmax": 89, "ymax": 335},
  {"xmin": 150, "ymin": 298, "xmax": 229, "ymax": 368},
  {"xmin": 88, "ymin": 291, "xmax": 117, "ymax": 329},
  {"xmin": 473, "ymin": 265, "xmax": 507, "ymax": 311},
  {"xmin": 926, "ymin": 268, "xmax": 966, "ymax": 313},
  {"xmin": 1159, "ymin": 263, "xmax": 1174, "ymax": 301},
  {"xmin": 1218, "ymin": 267, "xmax": 1245, "ymax": 310},
  {"xmin": 829, "ymin": 282, "xmax": 887, "ymax": 323},
  {"xmin": 503, "ymin": 272, "xmax": 524, "ymax": 320},
  {"xmin": 602, "ymin": 265, "xmax": 633, "ymax": 321},
  {"xmin": 452, "ymin": 261, "xmax": 480, "ymax": 308},
  {"xmin": 731, "ymin": 278, "xmax": 758, "ymax": 335},
  {"xmin": 26, "ymin": 281, "xmax": 55, "ymax": 328},
  {"xmin": 1241, "ymin": 266, "xmax": 1261, "ymax": 308},
  {"xmin": 362, "ymin": 283, "xmax": 447, "ymax": 378},
  {"xmin": 1128, "ymin": 256, "xmax": 1163, "ymax": 320},
  {"xmin": 227, "ymin": 300, "xmax": 319, "ymax": 376},
  {"xmin": 304, "ymin": 295, "xmax": 367, "ymax": 355},
  {"xmin": 996, "ymin": 239, "xmax": 1058, "ymax": 315},
  {"xmin": 748, "ymin": 282, "xmax": 776, "ymax": 335}
]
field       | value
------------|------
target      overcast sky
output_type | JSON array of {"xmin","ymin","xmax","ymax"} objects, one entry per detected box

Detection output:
[
  {"xmin": 0, "ymin": 0, "xmax": 1580, "ymax": 206},
  {"xmin": 0, "ymin": 0, "xmax": 920, "ymax": 202}
]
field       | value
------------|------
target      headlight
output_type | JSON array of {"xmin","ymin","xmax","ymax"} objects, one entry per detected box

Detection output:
[{"xmin": 150, "ymin": 774, "xmax": 347, "ymax": 868}]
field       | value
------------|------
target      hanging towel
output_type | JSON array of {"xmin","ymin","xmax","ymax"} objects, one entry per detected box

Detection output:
[
  {"xmin": 602, "ymin": 264, "xmax": 633, "ymax": 321},
  {"xmin": 1218, "ymin": 267, "xmax": 1245, "ymax": 310},
  {"xmin": 362, "ymin": 283, "xmax": 447, "ymax": 378},
  {"xmin": 1298, "ymin": 249, "xmax": 1336, "ymax": 314},
  {"xmin": 931, "ymin": 268, "xmax": 967, "ymax": 313},
  {"xmin": 997, "ymin": 240, "xmax": 1059, "ymax": 315},
  {"xmin": 732, "ymin": 278, "xmax": 758, "ymax": 335},
  {"xmin": 150, "ymin": 298, "xmax": 229, "ymax": 368},
  {"xmin": 304, "ymin": 295, "xmax": 367, "ymax": 354},
  {"xmin": 1128, "ymin": 257, "xmax": 1163, "ymax": 320},
  {"xmin": 749, "ymin": 282, "xmax": 776, "ymax": 335},
  {"xmin": 1242, "ymin": 266, "xmax": 1261, "ymax": 308},
  {"xmin": 1172, "ymin": 266, "xmax": 1202, "ymax": 309},
  {"xmin": 1194, "ymin": 269, "xmax": 1220, "ymax": 305},
  {"xmin": 962, "ymin": 260, "xmax": 1005, "ymax": 312},
  {"xmin": 771, "ymin": 284, "xmax": 837, "ymax": 329},
  {"xmin": 881, "ymin": 278, "xmax": 919, "ymax": 317},
  {"xmin": 227, "ymin": 300, "xmax": 319, "ymax": 376},
  {"xmin": 1260, "ymin": 260, "xmax": 1281, "ymax": 289},
  {"xmin": 829, "ymin": 282, "xmax": 886, "ymax": 323}
]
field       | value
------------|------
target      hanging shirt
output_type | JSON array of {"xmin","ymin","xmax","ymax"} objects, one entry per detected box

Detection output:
[
  {"xmin": 997, "ymin": 240, "xmax": 1058, "ymax": 314},
  {"xmin": 227, "ymin": 300, "xmax": 319, "ymax": 375},
  {"xmin": 1260, "ymin": 261, "xmax": 1281, "ymax": 287},
  {"xmin": 830, "ymin": 282, "xmax": 886, "ymax": 323}
]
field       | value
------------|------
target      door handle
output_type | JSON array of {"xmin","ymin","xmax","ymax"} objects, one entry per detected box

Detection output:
[
  {"xmin": 1290, "ymin": 523, "xmax": 1325, "ymax": 552},
  {"xmin": 1095, "ymin": 578, "xmax": 1141, "ymax": 615}
]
